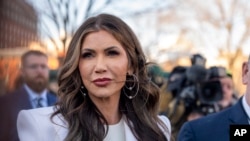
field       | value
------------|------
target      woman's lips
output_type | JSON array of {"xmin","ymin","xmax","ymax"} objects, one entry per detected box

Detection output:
[{"xmin": 93, "ymin": 78, "xmax": 111, "ymax": 86}]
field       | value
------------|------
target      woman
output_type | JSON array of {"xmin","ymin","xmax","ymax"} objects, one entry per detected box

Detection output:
[{"xmin": 17, "ymin": 13, "xmax": 171, "ymax": 141}]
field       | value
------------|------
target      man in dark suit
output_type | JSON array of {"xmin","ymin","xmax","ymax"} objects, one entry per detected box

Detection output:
[
  {"xmin": 0, "ymin": 50, "xmax": 57, "ymax": 141},
  {"xmin": 177, "ymin": 54, "xmax": 250, "ymax": 141}
]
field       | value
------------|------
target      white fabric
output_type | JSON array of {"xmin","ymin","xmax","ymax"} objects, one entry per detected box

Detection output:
[
  {"xmin": 242, "ymin": 95, "xmax": 250, "ymax": 124},
  {"xmin": 17, "ymin": 106, "xmax": 171, "ymax": 141},
  {"xmin": 104, "ymin": 117, "xmax": 125, "ymax": 141}
]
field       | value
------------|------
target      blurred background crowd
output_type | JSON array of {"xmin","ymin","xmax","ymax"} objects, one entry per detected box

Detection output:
[{"xmin": 1, "ymin": 0, "xmax": 250, "ymax": 140}]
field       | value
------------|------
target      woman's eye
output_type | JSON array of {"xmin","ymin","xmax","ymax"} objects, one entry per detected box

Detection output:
[
  {"xmin": 107, "ymin": 50, "xmax": 119, "ymax": 56},
  {"xmin": 81, "ymin": 52, "xmax": 93, "ymax": 58}
]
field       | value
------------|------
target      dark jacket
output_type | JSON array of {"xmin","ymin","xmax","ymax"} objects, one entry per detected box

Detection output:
[
  {"xmin": 177, "ymin": 97, "xmax": 248, "ymax": 141},
  {"xmin": 0, "ymin": 86, "xmax": 57, "ymax": 141}
]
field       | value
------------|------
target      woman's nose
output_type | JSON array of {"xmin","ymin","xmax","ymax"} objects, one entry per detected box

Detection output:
[{"xmin": 94, "ymin": 56, "xmax": 107, "ymax": 73}]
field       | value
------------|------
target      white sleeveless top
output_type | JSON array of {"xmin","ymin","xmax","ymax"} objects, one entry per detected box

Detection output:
[{"xmin": 104, "ymin": 118, "xmax": 126, "ymax": 141}]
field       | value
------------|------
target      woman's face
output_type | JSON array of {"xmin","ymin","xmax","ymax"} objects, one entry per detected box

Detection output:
[{"xmin": 79, "ymin": 30, "xmax": 131, "ymax": 101}]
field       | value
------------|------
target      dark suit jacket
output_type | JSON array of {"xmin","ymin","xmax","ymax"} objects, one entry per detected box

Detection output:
[
  {"xmin": 0, "ymin": 85, "xmax": 57, "ymax": 141},
  {"xmin": 177, "ymin": 97, "xmax": 248, "ymax": 141}
]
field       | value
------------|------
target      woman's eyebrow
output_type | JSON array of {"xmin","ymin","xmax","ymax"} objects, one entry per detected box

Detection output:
[
  {"xmin": 81, "ymin": 48, "xmax": 94, "ymax": 52},
  {"xmin": 104, "ymin": 46, "xmax": 119, "ymax": 51},
  {"xmin": 81, "ymin": 46, "xmax": 119, "ymax": 52}
]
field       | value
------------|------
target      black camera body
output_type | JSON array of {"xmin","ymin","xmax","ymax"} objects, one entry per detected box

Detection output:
[
  {"xmin": 164, "ymin": 54, "xmax": 231, "ymax": 138},
  {"xmin": 167, "ymin": 64, "xmax": 223, "ymax": 116}
]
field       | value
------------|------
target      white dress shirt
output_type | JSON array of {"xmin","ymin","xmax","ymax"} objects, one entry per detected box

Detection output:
[
  {"xmin": 24, "ymin": 84, "xmax": 48, "ymax": 108},
  {"xmin": 242, "ymin": 95, "xmax": 250, "ymax": 124}
]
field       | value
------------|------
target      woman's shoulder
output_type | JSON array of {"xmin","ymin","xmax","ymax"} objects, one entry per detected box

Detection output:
[
  {"xmin": 158, "ymin": 115, "xmax": 171, "ymax": 128},
  {"xmin": 20, "ymin": 106, "xmax": 55, "ymax": 115},
  {"xmin": 157, "ymin": 115, "xmax": 171, "ymax": 140},
  {"xmin": 18, "ymin": 106, "xmax": 68, "ymax": 129},
  {"xmin": 17, "ymin": 106, "xmax": 56, "ymax": 125},
  {"xmin": 17, "ymin": 106, "xmax": 68, "ymax": 141}
]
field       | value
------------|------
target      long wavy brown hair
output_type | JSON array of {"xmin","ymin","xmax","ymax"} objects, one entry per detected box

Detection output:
[{"xmin": 51, "ymin": 13, "xmax": 169, "ymax": 141}]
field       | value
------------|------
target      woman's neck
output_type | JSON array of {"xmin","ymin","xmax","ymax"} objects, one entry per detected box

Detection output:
[
  {"xmin": 93, "ymin": 97, "xmax": 122, "ymax": 124},
  {"xmin": 104, "ymin": 112, "xmax": 122, "ymax": 125}
]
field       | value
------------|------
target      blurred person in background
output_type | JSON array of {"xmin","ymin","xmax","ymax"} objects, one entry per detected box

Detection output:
[
  {"xmin": 162, "ymin": 54, "xmax": 238, "ymax": 140},
  {"xmin": 208, "ymin": 66, "xmax": 238, "ymax": 110},
  {"xmin": 186, "ymin": 66, "xmax": 238, "ymax": 121},
  {"xmin": 147, "ymin": 64, "xmax": 172, "ymax": 114},
  {"xmin": 0, "ymin": 50, "xmax": 57, "ymax": 141},
  {"xmin": 177, "ymin": 54, "xmax": 250, "ymax": 141}
]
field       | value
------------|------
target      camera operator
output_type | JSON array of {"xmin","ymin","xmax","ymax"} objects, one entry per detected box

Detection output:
[
  {"xmin": 165, "ymin": 64, "xmax": 214, "ymax": 139},
  {"xmin": 177, "ymin": 54, "xmax": 250, "ymax": 141},
  {"xmin": 164, "ymin": 53, "xmax": 238, "ymax": 139},
  {"xmin": 187, "ymin": 66, "xmax": 238, "ymax": 121},
  {"xmin": 165, "ymin": 54, "xmax": 223, "ymax": 120},
  {"xmin": 208, "ymin": 66, "xmax": 238, "ymax": 110}
]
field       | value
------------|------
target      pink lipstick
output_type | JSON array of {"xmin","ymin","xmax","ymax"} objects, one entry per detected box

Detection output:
[{"xmin": 93, "ymin": 78, "xmax": 111, "ymax": 87}]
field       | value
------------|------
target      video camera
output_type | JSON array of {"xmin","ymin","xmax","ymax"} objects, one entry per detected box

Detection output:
[{"xmin": 166, "ymin": 54, "xmax": 225, "ymax": 116}]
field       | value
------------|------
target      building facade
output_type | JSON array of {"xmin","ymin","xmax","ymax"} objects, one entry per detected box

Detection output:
[{"xmin": 0, "ymin": 0, "xmax": 39, "ymax": 95}]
